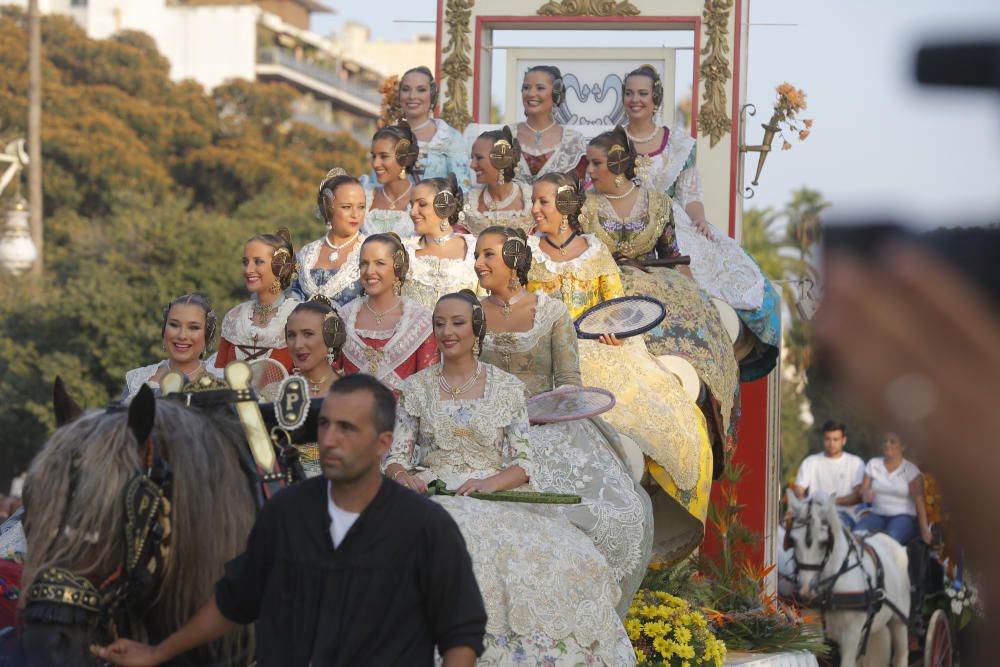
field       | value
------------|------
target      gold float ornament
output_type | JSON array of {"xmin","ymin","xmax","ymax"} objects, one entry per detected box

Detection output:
[
  {"xmin": 537, "ymin": 0, "xmax": 640, "ymax": 16},
  {"xmin": 441, "ymin": 0, "xmax": 475, "ymax": 132},
  {"xmin": 698, "ymin": 0, "xmax": 734, "ymax": 148}
]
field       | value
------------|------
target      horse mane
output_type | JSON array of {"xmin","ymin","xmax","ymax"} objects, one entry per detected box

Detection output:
[{"xmin": 24, "ymin": 400, "xmax": 256, "ymax": 661}]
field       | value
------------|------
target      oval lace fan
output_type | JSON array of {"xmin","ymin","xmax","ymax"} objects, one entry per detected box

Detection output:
[
  {"xmin": 526, "ymin": 386, "xmax": 615, "ymax": 424},
  {"xmin": 574, "ymin": 295, "xmax": 667, "ymax": 340},
  {"xmin": 249, "ymin": 358, "xmax": 289, "ymax": 402}
]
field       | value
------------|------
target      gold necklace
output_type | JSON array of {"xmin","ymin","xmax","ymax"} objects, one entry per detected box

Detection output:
[
  {"xmin": 364, "ymin": 296, "xmax": 401, "ymax": 325},
  {"xmin": 438, "ymin": 362, "xmax": 483, "ymax": 398},
  {"xmin": 253, "ymin": 300, "xmax": 277, "ymax": 319},
  {"xmin": 488, "ymin": 288, "xmax": 529, "ymax": 319},
  {"xmin": 302, "ymin": 369, "xmax": 335, "ymax": 395}
]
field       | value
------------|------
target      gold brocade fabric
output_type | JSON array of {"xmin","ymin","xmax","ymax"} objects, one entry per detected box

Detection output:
[{"xmin": 527, "ymin": 235, "xmax": 624, "ymax": 318}]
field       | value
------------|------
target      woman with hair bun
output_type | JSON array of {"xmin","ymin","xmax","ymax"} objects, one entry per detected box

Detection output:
[
  {"xmin": 217, "ymin": 228, "xmax": 301, "ymax": 373},
  {"xmin": 338, "ymin": 233, "xmax": 439, "ymax": 393},
  {"xmin": 474, "ymin": 225, "xmax": 653, "ymax": 613},
  {"xmin": 515, "ymin": 65, "xmax": 588, "ymax": 183},
  {"xmin": 401, "ymin": 174, "xmax": 482, "ymax": 310},
  {"xmin": 623, "ymin": 64, "xmax": 781, "ymax": 380},
  {"xmin": 582, "ymin": 126, "xmax": 739, "ymax": 482},
  {"xmin": 294, "ymin": 169, "xmax": 367, "ymax": 304},
  {"xmin": 364, "ymin": 123, "xmax": 420, "ymax": 238},
  {"xmin": 397, "ymin": 66, "xmax": 471, "ymax": 185},
  {"xmin": 464, "ymin": 126, "xmax": 534, "ymax": 235},
  {"xmin": 121, "ymin": 293, "xmax": 221, "ymax": 401},
  {"xmin": 527, "ymin": 171, "xmax": 715, "ymax": 564}
]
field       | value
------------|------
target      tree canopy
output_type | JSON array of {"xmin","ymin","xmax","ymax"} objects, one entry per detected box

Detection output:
[{"xmin": 0, "ymin": 8, "xmax": 367, "ymax": 488}]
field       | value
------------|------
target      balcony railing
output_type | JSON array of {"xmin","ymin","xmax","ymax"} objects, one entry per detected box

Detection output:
[{"xmin": 257, "ymin": 48, "xmax": 382, "ymax": 106}]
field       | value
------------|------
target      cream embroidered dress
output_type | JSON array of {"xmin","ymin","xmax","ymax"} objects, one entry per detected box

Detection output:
[
  {"xmin": 515, "ymin": 126, "xmax": 587, "ymax": 184},
  {"xmin": 479, "ymin": 292, "xmax": 653, "ymax": 611},
  {"xmin": 216, "ymin": 295, "xmax": 301, "ymax": 373},
  {"xmin": 463, "ymin": 184, "xmax": 535, "ymax": 236},
  {"xmin": 292, "ymin": 235, "xmax": 366, "ymax": 305},
  {"xmin": 580, "ymin": 190, "xmax": 739, "ymax": 462},
  {"xmin": 400, "ymin": 235, "xmax": 483, "ymax": 311},
  {"xmin": 361, "ymin": 188, "xmax": 416, "ymax": 238},
  {"xmin": 528, "ymin": 235, "xmax": 715, "ymax": 562},
  {"xmin": 388, "ymin": 365, "xmax": 634, "ymax": 666}
]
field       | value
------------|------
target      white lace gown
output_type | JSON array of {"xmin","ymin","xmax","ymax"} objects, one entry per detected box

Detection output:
[
  {"xmin": 362, "ymin": 188, "xmax": 416, "ymax": 238},
  {"xmin": 515, "ymin": 126, "xmax": 588, "ymax": 185},
  {"xmin": 637, "ymin": 126, "xmax": 767, "ymax": 310},
  {"xmin": 400, "ymin": 234, "xmax": 484, "ymax": 311},
  {"xmin": 463, "ymin": 184, "xmax": 535, "ymax": 236},
  {"xmin": 480, "ymin": 293, "xmax": 653, "ymax": 613},
  {"xmin": 388, "ymin": 365, "xmax": 635, "ymax": 666},
  {"xmin": 293, "ymin": 236, "xmax": 366, "ymax": 305}
]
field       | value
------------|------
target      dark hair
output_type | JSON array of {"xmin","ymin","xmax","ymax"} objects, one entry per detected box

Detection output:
[
  {"xmin": 371, "ymin": 122, "xmax": 419, "ymax": 175},
  {"xmin": 161, "ymin": 293, "xmax": 217, "ymax": 358},
  {"xmin": 588, "ymin": 125, "xmax": 637, "ymax": 180},
  {"xmin": 623, "ymin": 64, "xmax": 664, "ymax": 108},
  {"xmin": 435, "ymin": 290, "xmax": 486, "ymax": 356},
  {"xmin": 536, "ymin": 170, "xmax": 585, "ymax": 231},
  {"xmin": 317, "ymin": 173, "xmax": 362, "ymax": 226},
  {"xmin": 525, "ymin": 65, "xmax": 565, "ymax": 107},
  {"xmin": 821, "ymin": 420, "xmax": 847, "ymax": 436},
  {"xmin": 478, "ymin": 226, "xmax": 532, "ymax": 286},
  {"xmin": 246, "ymin": 227, "xmax": 296, "ymax": 290},
  {"xmin": 477, "ymin": 125, "xmax": 522, "ymax": 184},
  {"xmin": 327, "ymin": 373, "xmax": 397, "ymax": 435},
  {"xmin": 420, "ymin": 174, "xmax": 465, "ymax": 227},
  {"xmin": 361, "ymin": 233, "xmax": 409, "ymax": 286},
  {"xmin": 399, "ymin": 66, "xmax": 439, "ymax": 109},
  {"xmin": 288, "ymin": 299, "xmax": 347, "ymax": 359}
]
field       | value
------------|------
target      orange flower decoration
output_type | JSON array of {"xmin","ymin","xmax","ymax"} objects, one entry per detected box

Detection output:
[
  {"xmin": 799, "ymin": 130, "xmax": 810, "ymax": 141},
  {"xmin": 782, "ymin": 141, "xmax": 792, "ymax": 151},
  {"xmin": 803, "ymin": 119, "xmax": 813, "ymax": 128}
]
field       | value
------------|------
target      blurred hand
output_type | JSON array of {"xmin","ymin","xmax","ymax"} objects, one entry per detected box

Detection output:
[
  {"xmin": 456, "ymin": 476, "xmax": 501, "ymax": 496},
  {"xmin": 598, "ymin": 333, "xmax": 624, "ymax": 346},
  {"xmin": 862, "ymin": 488, "xmax": 875, "ymax": 504},
  {"xmin": 394, "ymin": 472, "xmax": 428, "ymax": 494},
  {"xmin": 91, "ymin": 640, "xmax": 160, "ymax": 666},
  {"xmin": 692, "ymin": 218, "xmax": 715, "ymax": 239}
]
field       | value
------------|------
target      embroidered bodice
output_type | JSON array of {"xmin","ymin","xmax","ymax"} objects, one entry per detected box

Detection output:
[
  {"xmin": 579, "ymin": 189, "xmax": 675, "ymax": 260},
  {"xmin": 515, "ymin": 126, "xmax": 587, "ymax": 184},
  {"xmin": 634, "ymin": 125, "xmax": 703, "ymax": 207},
  {"xmin": 386, "ymin": 364, "xmax": 532, "ymax": 488},
  {"xmin": 339, "ymin": 296, "xmax": 436, "ymax": 391},
  {"xmin": 463, "ymin": 184, "xmax": 534, "ymax": 236},
  {"xmin": 480, "ymin": 292, "xmax": 581, "ymax": 397},
  {"xmin": 526, "ymin": 235, "xmax": 624, "ymax": 319},
  {"xmin": 413, "ymin": 118, "xmax": 472, "ymax": 187},
  {"xmin": 401, "ymin": 234, "xmax": 482, "ymax": 311},
  {"xmin": 293, "ymin": 235, "xmax": 366, "ymax": 305},
  {"xmin": 362, "ymin": 188, "xmax": 416, "ymax": 238},
  {"xmin": 220, "ymin": 295, "xmax": 300, "ymax": 360}
]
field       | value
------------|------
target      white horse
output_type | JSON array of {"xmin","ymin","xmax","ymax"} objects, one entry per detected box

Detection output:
[{"xmin": 786, "ymin": 492, "xmax": 910, "ymax": 667}]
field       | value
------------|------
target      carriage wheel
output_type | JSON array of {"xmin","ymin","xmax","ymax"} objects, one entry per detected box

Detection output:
[{"xmin": 923, "ymin": 609, "xmax": 953, "ymax": 667}]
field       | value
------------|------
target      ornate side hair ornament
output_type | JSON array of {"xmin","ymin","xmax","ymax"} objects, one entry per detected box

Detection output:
[
  {"xmin": 489, "ymin": 126, "xmax": 522, "ymax": 185},
  {"xmin": 393, "ymin": 121, "xmax": 420, "ymax": 174}
]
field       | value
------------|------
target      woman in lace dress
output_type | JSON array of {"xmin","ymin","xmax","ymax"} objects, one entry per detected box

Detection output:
[
  {"xmin": 527, "ymin": 172, "xmax": 715, "ymax": 562},
  {"xmin": 293, "ymin": 170, "xmax": 366, "ymax": 305},
  {"xmin": 401, "ymin": 175, "xmax": 482, "ymax": 310},
  {"xmin": 338, "ymin": 234, "xmax": 438, "ymax": 393},
  {"xmin": 581, "ymin": 127, "xmax": 739, "ymax": 475},
  {"xmin": 464, "ymin": 126, "xmax": 534, "ymax": 235},
  {"xmin": 216, "ymin": 228, "xmax": 301, "ymax": 373},
  {"xmin": 623, "ymin": 65, "xmax": 781, "ymax": 380},
  {"xmin": 473, "ymin": 226, "xmax": 653, "ymax": 610},
  {"xmin": 363, "ymin": 123, "xmax": 419, "ymax": 238},
  {"xmin": 515, "ymin": 66, "xmax": 588, "ymax": 184},
  {"xmin": 398, "ymin": 66, "xmax": 471, "ymax": 186},
  {"xmin": 385, "ymin": 291, "xmax": 634, "ymax": 666},
  {"xmin": 121, "ymin": 293, "xmax": 220, "ymax": 402}
]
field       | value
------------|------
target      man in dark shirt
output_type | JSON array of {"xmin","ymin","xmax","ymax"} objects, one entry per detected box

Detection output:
[{"xmin": 93, "ymin": 373, "xmax": 486, "ymax": 666}]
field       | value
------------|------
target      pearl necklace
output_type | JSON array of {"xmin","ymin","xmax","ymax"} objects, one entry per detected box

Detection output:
[
  {"xmin": 625, "ymin": 125, "xmax": 660, "ymax": 144},
  {"xmin": 604, "ymin": 184, "xmax": 637, "ymax": 200},
  {"xmin": 422, "ymin": 231, "xmax": 457, "ymax": 247},
  {"xmin": 166, "ymin": 360, "xmax": 205, "ymax": 382},
  {"xmin": 524, "ymin": 119, "xmax": 556, "ymax": 145},
  {"xmin": 409, "ymin": 117, "xmax": 434, "ymax": 133},
  {"xmin": 488, "ymin": 288, "xmax": 529, "ymax": 319},
  {"xmin": 364, "ymin": 296, "xmax": 401, "ymax": 325},
  {"xmin": 483, "ymin": 182, "xmax": 520, "ymax": 212},
  {"xmin": 323, "ymin": 231, "xmax": 360, "ymax": 263},
  {"xmin": 381, "ymin": 183, "xmax": 412, "ymax": 211},
  {"xmin": 438, "ymin": 361, "xmax": 483, "ymax": 398}
]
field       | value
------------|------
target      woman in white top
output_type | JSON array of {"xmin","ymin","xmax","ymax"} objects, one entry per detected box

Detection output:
[
  {"xmin": 515, "ymin": 66, "xmax": 588, "ymax": 184},
  {"xmin": 363, "ymin": 123, "xmax": 419, "ymax": 238},
  {"xmin": 856, "ymin": 432, "xmax": 932, "ymax": 545}
]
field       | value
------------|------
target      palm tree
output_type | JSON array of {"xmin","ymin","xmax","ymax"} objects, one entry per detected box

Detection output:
[{"xmin": 784, "ymin": 187, "xmax": 829, "ymax": 264}]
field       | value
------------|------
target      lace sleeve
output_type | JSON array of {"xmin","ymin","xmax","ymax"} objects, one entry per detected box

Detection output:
[
  {"xmin": 502, "ymin": 401, "xmax": 533, "ymax": 478},
  {"xmin": 550, "ymin": 307, "xmax": 583, "ymax": 388},
  {"xmin": 385, "ymin": 392, "xmax": 420, "ymax": 470},
  {"xmin": 673, "ymin": 165, "xmax": 704, "ymax": 210}
]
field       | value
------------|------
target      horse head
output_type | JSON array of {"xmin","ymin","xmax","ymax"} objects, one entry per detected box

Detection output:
[
  {"xmin": 786, "ymin": 490, "xmax": 843, "ymax": 600},
  {"xmin": 21, "ymin": 381, "xmax": 257, "ymax": 665}
]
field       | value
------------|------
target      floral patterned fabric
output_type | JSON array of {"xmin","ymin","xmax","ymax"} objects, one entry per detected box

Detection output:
[
  {"xmin": 412, "ymin": 118, "xmax": 472, "ymax": 187},
  {"xmin": 401, "ymin": 235, "xmax": 484, "ymax": 311},
  {"xmin": 389, "ymin": 364, "xmax": 630, "ymax": 666},
  {"xmin": 526, "ymin": 234, "xmax": 623, "ymax": 318},
  {"xmin": 464, "ymin": 184, "xmax": 535, "ymax": 236},
  {"xmin": 515, "ymin": 126, "xmax": 588, "ymax": 185},
  {"xmin": 362, "ymin": 188, "xmax": 417, "ymax": 238},
  {"xmin": 480, "ymin": 293, "xmax": 653, "ymax": 612},
  {"xmin": 292, "ymin": 236, "xmax": 366, "ymax": 305}
]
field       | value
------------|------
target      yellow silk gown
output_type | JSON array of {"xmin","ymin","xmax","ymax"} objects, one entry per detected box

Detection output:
[{"xmin": 527, "ymin": 234, "xmax": 714, "ymax": 563}]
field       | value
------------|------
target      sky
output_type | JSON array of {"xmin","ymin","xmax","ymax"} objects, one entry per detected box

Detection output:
[{"xmin": 313, "ymin": 1, "xmax": 1000, "ymax": 227}]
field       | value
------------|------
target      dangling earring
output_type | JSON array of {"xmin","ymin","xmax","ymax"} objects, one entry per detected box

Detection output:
[
  {"xmin": 399, "ymin": 169, "xmax": 407, "ymax": 180},
  {"xmin": 615, "ymin": 174, "xmax": 625, "ymax": 188},
  {"xmin": 439, "ymin": 219, "xmax": 450, "ymax": 232},
  {"xmin": 270, "ymin": 278, "xmax": 282, "ymax": 294},
  {"xmin": 327, "ymin": 347, "xmax": 336, "ymax": 365},
  {"xmin": 497, "ymin": 170, "xmax": 505, "ymax": 186},
  {"xmin": 393, "ymin": 276, "xmax": 402, "ymax": 295},
  {"xmin": 559, "ymin": 215, "xmax": 568, "ymax": 234},
  {"xmin": 508, "ymin": 275, "xmax": 520, "ymax": 292},
  {"xmin": 472, "ymin": 339, "xmax": 480, "ymax": 356}
]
